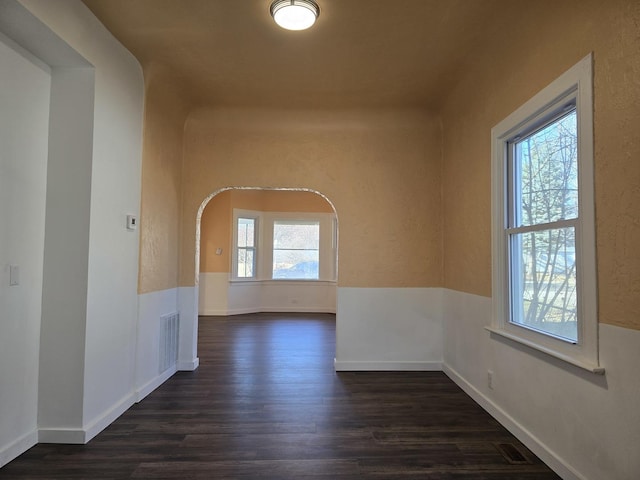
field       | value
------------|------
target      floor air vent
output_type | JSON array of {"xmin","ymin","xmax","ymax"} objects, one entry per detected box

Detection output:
[
  {"xmin": 159, "ymin": 312, "xmax": 179, "ymax": 374},
  {"xmin": 494, "ymin": 443, "xmax": 533, "ymax": 465}
]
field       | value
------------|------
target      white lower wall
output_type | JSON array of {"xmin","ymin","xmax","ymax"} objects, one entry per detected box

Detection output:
[
  {"xmin": 261, "ymin": 280, "xmax": 336, "ymax": 313},
  {"xmin": 198, "ymin": 272, "xmax": 337, "ymax": 315},
  {"xmin": 0, "ymin": 32, "xmax": 50, "ymax": 468},
  {"xmin": 335, "ymin": 287, "xmax": 443, "ymax": 371},
  {"xmin": 136, "ymin": 288, "xmax": 180, "ymax": 401},
  {"xmin": 178, "ymin": 286, "xmax": 200, "ymax": 371},
  {"xmin": 442, "ymin": 288, "xmax": 640, "ymax": 480},
  {"xmin": 198, "ymin": 272, "xmax": 229, "ymax": 314},
  {"xmin": 38, "ymin": 65, "xmax": 94, "ymax": 444},
  {"xmin": 227, "ymin": 281, "xmax": 262, "ymax": 314}
]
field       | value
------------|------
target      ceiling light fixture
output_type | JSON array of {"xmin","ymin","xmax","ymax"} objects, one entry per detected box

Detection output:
[{"xmin": 270, "ymin": 0, "xmax": 320, "ymax": 31}]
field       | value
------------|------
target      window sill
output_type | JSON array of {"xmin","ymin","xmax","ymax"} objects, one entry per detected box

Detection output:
[
  {"xmin": 485, "ymin": 326, "xmax": 605, "ymax": 375},
  {"xmin": 229, "ymin": 278, "xmax": 261, "ymax": 285},
  {"xmin": 264, "ymin": 279, "xmax": 336, "ymax": 286},
  {"xmin": 229, "ymin": 278, "xmax": 336, "ymax": 286}
]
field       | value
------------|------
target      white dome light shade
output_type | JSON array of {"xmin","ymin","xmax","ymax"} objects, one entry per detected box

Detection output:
[{"xmin": 270, "ymin": 0, "xmax": 320, "ymax": 31}]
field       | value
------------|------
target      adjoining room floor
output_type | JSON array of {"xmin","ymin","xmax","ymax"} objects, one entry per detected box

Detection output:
[{"xmin": 1, "ymin": 313, "xmax": 560, "ymax": 479}]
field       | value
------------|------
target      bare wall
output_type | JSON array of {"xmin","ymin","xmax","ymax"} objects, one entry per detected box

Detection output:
[
  {"xmin": 138, "ymin": 65, "xmax": 191, "ymax": 294},
  {"xmin": 441, "ymin": 0, "xmax": 640, "ymax": 331},
  {"xmin": 180, "ymin": 107, "xmax": 443, "ymax": 289}
]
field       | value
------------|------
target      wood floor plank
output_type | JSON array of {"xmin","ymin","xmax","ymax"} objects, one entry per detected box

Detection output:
[{"xmin": 0, "ymin": 313, "xmax": 560, "ymax": 479}]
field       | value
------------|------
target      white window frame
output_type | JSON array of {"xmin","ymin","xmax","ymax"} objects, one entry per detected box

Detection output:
[
  {"xmin": 231, "ymin": 209, "xmax": 337, "ymax": 283},
  {"xmin": 264, "ymin": 212, "xmax": 336, "ymax": 281},
  {"xmin": 232, "ymin": 209, "xmax": 260, "ymax": 280},
  {"xmin": 488, "ymin": 54, "xmax": 602, "ymax": 374}
]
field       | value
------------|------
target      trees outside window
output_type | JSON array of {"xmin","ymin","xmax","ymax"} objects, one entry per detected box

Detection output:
[
  {"xmin": 272, "ymin": 221, "xmax": 320, "ymax": 279},
  {"xmin": 509, "ymin": 109, "xmax": 578, "ymax": 341},
  {"xmin": 236, "ymin": 217, "xmax": 257, "ymax": 278}
]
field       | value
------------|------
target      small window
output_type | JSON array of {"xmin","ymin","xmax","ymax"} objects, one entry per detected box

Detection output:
[
  {"xmin": 272, "ymin": 220, "xmax": 319, "ymax": 279},
  {"xmin": 236, "ymin": 216, "xmax": 257, "ymax": 278},
  {"xmin": 490, "ymin": 54, "xmax": 601, "ymax": 373}
]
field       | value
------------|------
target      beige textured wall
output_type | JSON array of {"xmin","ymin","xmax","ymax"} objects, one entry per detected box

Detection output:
[
  {"xmin": 254, "ymin": 189, "xmax": 334, "ymax": 213},
  {"xmin": 138, "ymin": 67, "xmax": 191, "ymax": 294},
  {"xmin": 181, "ymin": 108, "xmax": 443, "ymax": 288},
  {"xmin": 199, "ymin": 190, "xmax": 231, "ymax": 273},
  {"xmin": 441, "ymin": 0, "xmax": 640, "ymax": 330},
  {"xmin": 200, "ymin": 189, "xmax": 333, "ymax": 273}
]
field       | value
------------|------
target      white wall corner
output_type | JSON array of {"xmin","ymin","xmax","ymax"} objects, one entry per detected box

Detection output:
[
  {"xmin": 82, "ymin": 392, "xmax": 136, "ymax": 443},
  {"xmin": 135, "ymin": 366, "xmax": 177, "ymax": 403},
  {"xmin": 198, "ymin": 272, "xmax": 229, "ymax": 315},
  {"xmin": 178, "ymin": 286, "xmax": 200, "ymax": 371},
  {"xmin": 39, "ymin": 389, "xmax": 136, "ymax": 446},
  {"xmin": 442, "ymin": 288, "xmax": 640, "ymax": 480},
  {"xmin": 443, "ymin": 364, "xmax": 585, "ymax": 480}
]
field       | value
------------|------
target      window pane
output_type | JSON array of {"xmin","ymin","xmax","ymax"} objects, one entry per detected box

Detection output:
[
  {"xmin": 273, "ymin": 221, "xmax": 320, "ymax": 279},
  {"xmin": 237, "ymin": 218, "xmax": 255, "ymax": 247},
  {"xmin": 237, "ymin": 247, "xmax": 254, "ymax": 278},
  {"xmin": 513, "ymin": 110, "xmax": 578, "ymax": 227},
  {"xmin": 510, "ymin": 227, "xmax": 577, "ymax": 342},
  {"xmin": 273, "ymin": 222, "xmax": 319, "ymax": 249},
  {"xmin": 273, "ymin": 250, "xmax": 319, "ymax": 279}
]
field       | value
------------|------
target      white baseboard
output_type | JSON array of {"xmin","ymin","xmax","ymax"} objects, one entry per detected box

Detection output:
[
  {"xmin": 0, "ymin": 429, "xmax": 38, "ymax": 467},
  {"xmin": 261, "ymin": 307, "xmax": 337, "ymax": 314},
  {"xmin": 443, "ymin": 363, "xmax": 585, "ymax": 480},
  {"xmin": 39, "ymin": 392, "xmax": 135, "ymax": 445},
  {"xmin": 201, "ymin": 307, "xmax": 336, "ymax": 316},
  {"xmin": 135, "ymin": 366, "xmax": 177, "ymax": 402},
  {"xmin": 84, "ymin": 392, "xmax": 136, "ymax": 443},
  {"xmin": 38, "ymin": 428, "xmax": 85, "ymax": 444},
  {"xmin": 334, "ymin": 359, "xmax": 442, "ymax": 371},
  {"xmin": 227, "ymin": 307, "xmax": 261, "ymax": 316},
  {"xmin": 178, "ymin": 357, "xmax": 199, "ymax": 371},
  {"xmin": 200, "ymin": 308, "xmax": 234, "ymax": 316}
]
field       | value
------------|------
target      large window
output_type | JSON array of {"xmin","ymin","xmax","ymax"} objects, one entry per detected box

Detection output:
[
  {"xmin": 272, "ymin": 221, "xmax": 320, "ymax": 279},
  {"xmin": 490, "ymin": 55, "xmax": 601, "ymax": 373},
  {"xmin": 232, "ymin": 209, "xmax": 336, "ymax": 282}
]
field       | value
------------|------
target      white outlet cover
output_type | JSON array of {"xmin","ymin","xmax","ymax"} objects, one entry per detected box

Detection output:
[
  {"xmin": 9, "ymin": 265, "xmax": 19, "ymax": 286},
  {"xmin": 126, "ymin": 214, "xmax": 137, "ymax": 231}
]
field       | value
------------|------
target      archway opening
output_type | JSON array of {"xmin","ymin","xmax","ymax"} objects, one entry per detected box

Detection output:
[{"xmin": 192, "ymin": 187, "xmax": 339, "ymax": 358}]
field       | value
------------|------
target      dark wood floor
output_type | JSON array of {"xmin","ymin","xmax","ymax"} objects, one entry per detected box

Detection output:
[{"xmin": 1, "ymin": 313, "xmax": 560, "ymax": 479}]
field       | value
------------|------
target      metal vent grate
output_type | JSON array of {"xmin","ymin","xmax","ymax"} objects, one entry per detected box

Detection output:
[
  {"xmin": 494, "ymin": 443, "xmax": 533, "ymax": 465},
  {"xmin": 159, "ymin": 312, "xmax": 179, "ymax": 374}
]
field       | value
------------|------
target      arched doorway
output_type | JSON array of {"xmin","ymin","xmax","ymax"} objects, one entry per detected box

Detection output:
[{"xmin": 191, "ymin": 187, "xmax": 339, "ymax": 356}]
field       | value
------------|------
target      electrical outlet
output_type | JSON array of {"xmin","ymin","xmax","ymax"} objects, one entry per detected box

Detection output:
[{"xmin": 487, "ymin": 370, "xmax": 494, "ymax": 390}]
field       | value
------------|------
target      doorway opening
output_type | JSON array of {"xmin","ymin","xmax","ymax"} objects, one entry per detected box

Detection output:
[{"xmin": 195, "ymin": 187, "xmax": 339, "ymax": 317}]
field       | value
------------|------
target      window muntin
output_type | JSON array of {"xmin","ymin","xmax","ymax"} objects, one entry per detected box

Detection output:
[
  {"xmin": 490, "ymin": 54, "xmax": 601, "ymax": 372},
  {"xmin": 236, "ymin": 217, "xmax": 256, "ymax": 278},
  {"xmin": 507, "ymin": 110, "xmax": 579, "ymax": 342},
  {"xmin": 272, "ymin": 221, "xmax": 320, "ymax": 279}
]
